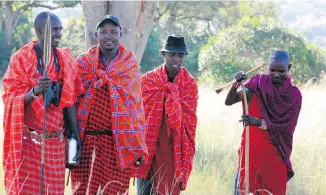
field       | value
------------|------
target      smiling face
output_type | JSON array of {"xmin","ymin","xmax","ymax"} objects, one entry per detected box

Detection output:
[
  {"xmin": 162, "ymin": 52, "xmax": 185, "ymax": 77},
  {"xmin": 96, "ymin": 22, "xmax": 121, "ymax": 51},
  {"xmin": 49, "ymin": 16, "xmax": 63, "ymax": 48},
  {"xmin": 34, "ymin": 13, "xmax": 63, "ymax": 48}
]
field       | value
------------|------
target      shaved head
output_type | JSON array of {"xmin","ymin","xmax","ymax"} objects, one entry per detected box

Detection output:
[
  {"xmin": 34, "ymin": 11, "xmax": 60, "ymax": 30},
  {"xmin": 268, "ymin": 50, "xmax": 292, "ymax": 84},
  {"xmin": 268, "ymin": 50, "xmax": 290, "ymax": 66},
  {"xmin": 34, "ymin": 11, "xmax": 63, "ymax": 48}
]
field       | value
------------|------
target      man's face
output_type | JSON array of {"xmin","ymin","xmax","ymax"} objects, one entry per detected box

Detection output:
[
  {"xmin": 269, "ymin": 59, "xmax": 290, "ymax": 84},
  {"xmin": 50, "ymin": 17, "xmax": 63, "ymax": 48},
  {"xmin": 37, "ymin": 16, "xmax": 63, "ymax": 48},
  {"xmin": 96, "ymin": 22, "xmax": 121, "ymax": 51},
  {"xmin": 163, "ymin": 52, "xmax": 185, "ymax": 77}
]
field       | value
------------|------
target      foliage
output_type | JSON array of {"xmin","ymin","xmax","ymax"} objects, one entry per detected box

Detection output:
[
  {"xmin": 198, "ymin": 18, "xmax": 326, "ymax": 84},
  {"xmin": 0, "ymin": 1, "xmax": 80, "ymax": 76},
  {"xmin": 59, "ymin": 16, "xmax": 86, "ymax": 58},
  {"xmin": 141, "ymin": 1, "xmax": 280, "ymax": 78},
  {"xmin": 140, "ymin": 25, "xmax": 163, "ymax": 73}
]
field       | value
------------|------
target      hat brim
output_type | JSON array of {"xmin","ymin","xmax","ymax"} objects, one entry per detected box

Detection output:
[
  {"xmin": 160, "ymin": 48, "xmax": 189, "ymax": 55},
  {"xmin": 96, "ymin": 18, "xmax": 121, "ymax": 30}
]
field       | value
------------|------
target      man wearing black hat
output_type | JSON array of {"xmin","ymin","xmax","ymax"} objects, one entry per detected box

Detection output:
[
  {"xmin": 132, "ymin": 36, "xmax": 199, "ymax": 195},
  {"xmin": 70, "ymin": 15, "xmax": 148, "ymax": 195}
]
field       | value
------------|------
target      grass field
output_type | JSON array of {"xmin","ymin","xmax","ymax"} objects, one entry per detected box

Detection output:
[{"xmin": 1, "ymin": 82, "xmax": 325, "ymax": 195}]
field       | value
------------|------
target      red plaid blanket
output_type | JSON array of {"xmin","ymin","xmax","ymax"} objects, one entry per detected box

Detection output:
[
  {"xmin": 2, "ymin": 41, "xmax": 83, "ymax": 194},
  {"xmin": 132, "ymin": 65, "xmax": 198, "ymax": 189},
  {"xmin": 76, "ymin": 44, "xmax": 148, "ymax": 169}
]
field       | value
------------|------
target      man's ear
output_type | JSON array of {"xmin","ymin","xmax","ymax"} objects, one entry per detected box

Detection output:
[
  {"xmin": 120, "ymin": 32, "xmax": 122, "ymax": 37},
  {"xmin": 288, "ymin": 64, "xmax": 292, "ymax": 72},
  {"xmin": 95, "ymin": 31, "xmax": 98, "ymax": 39},
  {"xmin": 35, "ymin": 26, "xmax": 42, "ymax": 36},
  {"xmin": 161, "ymin": 51, "xmax": 165, "ymax": 57}
]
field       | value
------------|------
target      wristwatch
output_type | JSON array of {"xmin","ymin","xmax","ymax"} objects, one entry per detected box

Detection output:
[{"xmin": 30, "ymin": 87, "xmax": 39, "ymax": 99}]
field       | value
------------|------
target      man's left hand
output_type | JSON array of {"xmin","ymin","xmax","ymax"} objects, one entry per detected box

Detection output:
[
  {"xmin": 240, "ymin": 114, "xmax": 262, "ymax": 126},
  {"xmin": 179, "ymin": 182, "xmax": 186, "ymax": 191}
]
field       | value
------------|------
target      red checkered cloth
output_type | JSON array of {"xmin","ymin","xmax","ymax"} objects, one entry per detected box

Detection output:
[
  {"xmin": 131, "ymin": 65, "xmax": 198, "ymax": 189},
  {"xmin": 71, "ymin": 84, "xmax": 131, "ymax": 195},
  {"xmin": 2, "ymin": 40, "xmax": 83, "ymax": 194},
  {"xmin": 19, "ymin": 127, "xmax": 66, "ymax": 195},
  {"xmin": 76, "ymin": 44, "xmax": 148, "ymax": 169}
]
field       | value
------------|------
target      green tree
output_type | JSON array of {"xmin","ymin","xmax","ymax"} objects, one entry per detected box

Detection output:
[
  {"xmin": 0, "ymin": 1, "xmax": 79, "ymax": 75},
  {"xmin": 198, "ymin": 18, "xmax": 326, "ymax": 84},
  {"xmin": 140, "ymin": 25, "xmax": 163, "ymax": 73},
  {"xmin": 59, "ymin": 16, "xmax": 86, "ymax": 58},
  {"xmin": 0, "ymin": 14, "xmax": 33, "ymax": 75},
  {"xmin": 141, "ymin": 1, "xmax": 279, "ymax": 77}
]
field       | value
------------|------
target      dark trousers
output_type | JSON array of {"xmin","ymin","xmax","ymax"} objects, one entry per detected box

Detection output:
[
  {"xmin": 234, "ymin": 170, "xmax": 239, "ymax": 195},
  {"xmin": 137, "ymin": 178, "xmax": 153, "ymax": 195}
]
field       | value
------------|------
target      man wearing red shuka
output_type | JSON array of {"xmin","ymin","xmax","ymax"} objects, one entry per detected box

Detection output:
[
  {"xmin": 225, "ymin": 51, "xmax": 302, "ymax": 195},
  {"xmin": 2, "ymin": 11, "xmax": 83, "ymax": 195},
  {"xmin": 133, "ymin": 36, "xmax": 199, "ymax": 195}
]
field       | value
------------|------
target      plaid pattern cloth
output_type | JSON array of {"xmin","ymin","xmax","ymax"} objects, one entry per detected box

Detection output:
[
  {"xmin": 71, "ymin": 85, "xmax": 130, "ymax": 195},
  {"xmin": 2, "ymin": 41, "xmax": 83, "ymax": 194},
  {"xmin": 76, "ymin": 44, "xmax": 148, "ymax": 169},
  {"xmin": 131, "ymin": 65, "xmax": 198, "ymax": 189},
  {"xmin": 245, "ymin": 74, "xmax": 302, "ymax": 180},
  {"xmin": 72, "ymin": 84, "xmax": 131, "ymax": 194},
  {"xmin": 20, "ymin": 127, "xmax": 66, "ymax": 194}
]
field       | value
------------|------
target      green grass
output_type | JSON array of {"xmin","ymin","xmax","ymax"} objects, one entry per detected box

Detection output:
[{"xmin": 1, "ymin": 82, "xmax": 326, "ymax": 194}]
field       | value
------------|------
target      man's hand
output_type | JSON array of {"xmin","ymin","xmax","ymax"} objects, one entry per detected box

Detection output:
[
  {"xmin": 179, "ymin": 182, "xmax": 186, "ymax": 191},
  {"xmin": 240, "ymin": 114, "xmax": 262, "ymax": 126},
  {"xmin": 235, "ymin": 71, "xmax": 248, "ymax": 82},
  {"xmin": 34, "ymin": 76, "xmax": 51, "ymax": 95}
]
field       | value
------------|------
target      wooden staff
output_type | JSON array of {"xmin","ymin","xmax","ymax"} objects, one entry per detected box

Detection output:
[
  {"xmin": 40, "ymin": 15, "xmax": 51, "ymax": 195},
  {"xmin": 241, "ymin": 82, "xmax": 250, "ymax": 194},
  {"xmin": 215, "ymin": 62, "xmax": 267, "ymax": 94}
]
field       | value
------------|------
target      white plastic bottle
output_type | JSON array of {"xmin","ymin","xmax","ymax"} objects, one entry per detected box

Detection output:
[{"xmin": 68, "ymin": 138, "xmax": 77, "ymax": 164}]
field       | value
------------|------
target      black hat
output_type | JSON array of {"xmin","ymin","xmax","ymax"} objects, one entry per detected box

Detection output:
[
  {"xmin": 160, "ymin": 36, "xmax": 188, "ymax": 55},
  {"xmin": 96, "ymin": 15, "xmax": 121, "ymax": 30}
]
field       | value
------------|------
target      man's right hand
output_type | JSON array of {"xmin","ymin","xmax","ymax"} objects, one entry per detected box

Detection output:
[
  {"xmin": 235, "ymin": 71, "xmax": 248, "ymax": 82},
  {"xmin": 34, "ymin": 76, "xmax": 51, "ymax": 95}
]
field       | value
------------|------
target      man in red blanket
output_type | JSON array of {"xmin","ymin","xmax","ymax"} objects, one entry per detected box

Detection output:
[
  {"xmin": 132, "ymin": 36, "xmax": 199, "ymax": 195},
  {"xmin": 2, "ymin": 12, "xmax": 83, "ymax": 194},
  {"xmin": 70, "ymin": 15, "xmax": 148, "ymax": 195},
  {"xmin": 225, "ymin": 51, "xmax": 302, "ymax": 195}
]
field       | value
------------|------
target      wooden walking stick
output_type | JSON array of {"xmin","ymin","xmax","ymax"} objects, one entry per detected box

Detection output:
[
  {"xmin": 39, "ymin": 15, "xmax": 51, "ymax": 195},
  {"xmin": 241, "ymin": 82, "xmax": 250, "ymax": 195},
  {"xmin": 215, "ymin": 62, "xmax": 267, "ymax": 94}
]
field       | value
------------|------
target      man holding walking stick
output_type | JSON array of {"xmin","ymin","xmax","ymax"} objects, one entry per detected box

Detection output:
[
  {"xmin": 224, "ymin": 50, "xmax": 302, "ymax": 195},
  {"xmin": 2, "ymin": 11, "xmax": 83, "ymax": 194}
]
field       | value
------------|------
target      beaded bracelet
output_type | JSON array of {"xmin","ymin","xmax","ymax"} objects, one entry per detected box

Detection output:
[{"xmin": 259, "ymin": 119, "xmax": 267, "ymax": 130}]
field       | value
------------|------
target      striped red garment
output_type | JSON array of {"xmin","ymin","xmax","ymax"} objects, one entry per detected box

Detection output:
[
  {"xmin": 131, "ymin": 65, "xmax": 198, "ymax": 189},
  {"xmin": 2, "ymin": 40, "xmax": 83, "ymax": 194},
  {"xmin": 76, "ymin": 44, "xmax": 148, "ymax": 169},
  {"xmin": 71, "ymin": 85, "xmax": 131, "ymax": 195}
]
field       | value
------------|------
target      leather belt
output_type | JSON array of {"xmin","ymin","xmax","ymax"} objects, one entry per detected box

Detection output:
[{"xmin": 84, "ymin": 130, "xmax": 112, "ymax": 136}]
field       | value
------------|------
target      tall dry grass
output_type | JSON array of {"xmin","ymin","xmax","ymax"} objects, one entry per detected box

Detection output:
[{"xmin": 1, "ymin": 82, "xmax": 325, "ymax": 194}]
